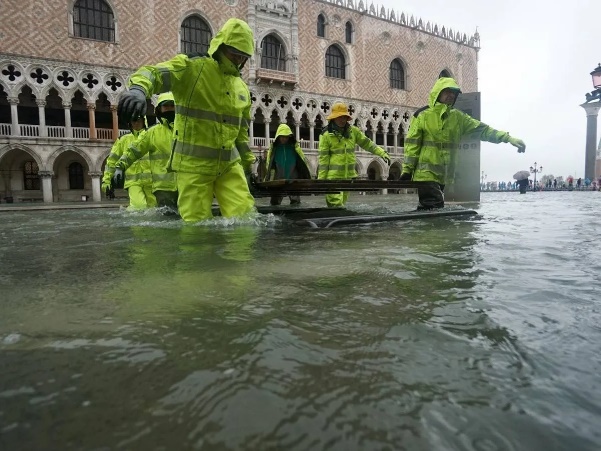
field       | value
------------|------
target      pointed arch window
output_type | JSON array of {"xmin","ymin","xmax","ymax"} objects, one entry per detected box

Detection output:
[
  {"xmin": 69, "ymin": 162, "xmax": 84, "ymax": 189},
  {"xmin": 24, "ymin": 161, "xmax": 40, "ymax": 190},
  {"xmin": 261, "ymin": 35, "xmax": 286, "ymax": 71},
  {"xmin": 181, "ymin": 15, "xmax": 212, "ymax": 55},
  {"xmin": 325, "ymin": 45, "xmax": 345, "ymax": 79},
  {"xmin": 345, "ymin": 22, "xmax": 353, "ymax": 44},
  {"xmin": 73, "ymin": 0, "xmax": 115, "ymax": 42},
  {"xmin": 317, "ymin": 14, "xmax": 326, "ymax": 38},
  {"xmin": 390, "ymin": 59, "xmax": 405, "ymax": 90},
  {"xmin": 439, "ymin": 69, "xmax": 451, "ymax": 78}
]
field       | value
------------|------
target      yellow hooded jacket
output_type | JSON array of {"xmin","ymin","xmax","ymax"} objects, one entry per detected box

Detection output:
[
  {"xmin": 127, "ymin": 18, "xmax": 256, "ymax": 177},
  {"xmin": 402, "ymin": 77, "xmax": 511, "ymax": 185}
]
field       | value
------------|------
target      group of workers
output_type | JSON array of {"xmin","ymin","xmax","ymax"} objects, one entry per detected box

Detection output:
[{"xmin": 104, "ymin": 18, "xmax": 526, "ymax": 223}]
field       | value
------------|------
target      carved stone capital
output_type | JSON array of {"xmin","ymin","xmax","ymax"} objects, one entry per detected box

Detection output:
[
  {"xmin": 88, "ymin": 171, "xmax": 103, "ymax": 178},
  {"xmin": 36, "ymin": 99, "xmax": 47, "ymax": 107},
  {"xmin": 110, "ymin": 104, "xmax": 118, "ymax": 112},
  {"xmin": 38, "ymin": 170, "xmax": 54, "ymax": 179},
  {"xmin": 62, "ymin": 102, "xmax": 72, "ymax": 109},
  {"xmin": 7, "ymin": 97, "xmax": 19, "ymax": 105},
  {"xmin": 86, "ymin": 104, "xmax": 96, "ymax": 111}
]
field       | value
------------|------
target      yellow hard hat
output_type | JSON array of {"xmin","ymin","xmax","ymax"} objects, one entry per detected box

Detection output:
[
  {"xmin": 157, "ymin": 92, "xmax": 175, "ymax": 106},
  {"xmin": 327, "ymin": 102, "xmax": 351, "ymax": 121}
]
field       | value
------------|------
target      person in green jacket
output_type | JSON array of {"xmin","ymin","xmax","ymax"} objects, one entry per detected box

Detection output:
[
  {"xmin": 114, "ymin": 92, "xmax": 178, "ymax": 211},
  {"xmin": 264, "ymin": 123, "xmax": 311, "ymax": 206},
  {"xmin": 117, "ymin": 18, "xmax": 256, "ymax": 223},
  {"xmin": 318, "ymin": 102, "xmax": 391, "ymax": 207},
  {"xmin": 102, "ymin": 116, "xmax": 156, "ymax": 209},
  {"xmin": 400, "ymin": 77, "xmax": 526, "ymax": 209}
]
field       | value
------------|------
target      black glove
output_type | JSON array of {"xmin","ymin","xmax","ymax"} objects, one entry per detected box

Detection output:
[
  {"xmin": 117, "ymin": 86, "xmax": 147, "ymax": 124},
  {"xmin": 383, "ymin": 156, "xmax": 391, "ymax": 166},
  {"xmin": 399, "ymin": 172, "xmax": 412, "ymax": 181},
  {"xmin": 112, "ymin": 168, "xmax": 124, "ymax": 189}
]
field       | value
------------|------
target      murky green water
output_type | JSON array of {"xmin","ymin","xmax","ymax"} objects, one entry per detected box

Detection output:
[{"xmin": 1, "ymin": 192, "xmax": 600, "ymax": 450}]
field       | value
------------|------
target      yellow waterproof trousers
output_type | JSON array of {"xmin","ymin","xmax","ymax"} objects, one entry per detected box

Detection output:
[
  {"xmin": 128, "ymin": 184, "xmax": 157, "ymax": 209},
  {"xmin": 177, "ymin": 163, "xmax": 256, "ymax": 223},
  {"xmin": 326, "ymin": 191, "xmax": 349, "ymax": 207}
]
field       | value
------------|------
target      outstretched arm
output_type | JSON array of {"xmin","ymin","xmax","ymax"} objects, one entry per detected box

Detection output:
[{"xmin": 460, "ymin": 112, "xmax": 526, "ymax": 152}]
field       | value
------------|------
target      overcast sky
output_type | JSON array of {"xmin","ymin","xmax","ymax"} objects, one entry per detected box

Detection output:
[{"xmin": 378, "ymin": 0, "xmax": 600, "ymax": 181}]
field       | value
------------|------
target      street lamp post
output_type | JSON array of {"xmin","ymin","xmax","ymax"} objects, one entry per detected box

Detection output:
[
  {"xmin": 530, "ymin": 162, "xmax": 542, "ymax": 191},
  {"xmin": 581, "ymin": 64, "xmax": 601, "ymax": 181},
  {"xmin": 481, "ymin": 170, "xmax": 487, "ymax": 191}
]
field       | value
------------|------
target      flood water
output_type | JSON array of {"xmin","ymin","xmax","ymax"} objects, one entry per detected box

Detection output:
[{"xmin": 1, "ymin": 192, "xmax": 600, "ymax": 450}]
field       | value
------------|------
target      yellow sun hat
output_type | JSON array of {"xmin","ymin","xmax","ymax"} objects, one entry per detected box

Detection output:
[{"xmin": 327, "ymin": 102, "xmax": 351, "ymax": 121}]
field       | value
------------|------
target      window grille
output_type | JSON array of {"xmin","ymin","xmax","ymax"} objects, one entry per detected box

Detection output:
[
  {"xmin": 390, "ymin": 59, "xmax": 405, "ymax": 89},
  {"xmin": 73, "ymin": 0, "xmax": 115, "ymax": 42},
  {"xmin": 181, "ymin": 15, "xmax": 212, "ymax": 55},
  {"xmin": 24, "ymin": 161, "xmax": 40, "ymax": 190},
  {"xmin": 261, "ymin": 35, "xmax": 286, "ymax": 71},
  {"xmin": 325, "ymin": 46, "xmax": 345, "ymax": 79}
]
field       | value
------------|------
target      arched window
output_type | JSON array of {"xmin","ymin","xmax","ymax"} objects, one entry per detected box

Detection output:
[
  {"xmin": 439, "ymin": 69, "xmax": 451, "ymax": 78},
  {"xmin": 317, "ymin": 14, "xmax": 326, "ymax": 38},
  {"xmin": 261, "ymin": 35, "xmax": 286, "ymax": 71},
  {"xmin": 73, "ymin": 0, "xmax": 115, "ymax": 42},
  {"xmin": 181, "ymin": 15, "xmax": 212, "ymax": 55},
  {"xmin": 325, "ymin": 45, "xmax": 345, "ymax": 79},
  {"xmin": 23, "ymin": 161, "xmax": 40, "ymax": 190},
  {"xmin": 390, "ymin": 59, "xmax": 405, "ymax": 89},
  {"xmin": 345, "ymin": 22, "xmax": 353, "ymax": 44},
  {"xmin": 69, "ymin": 162, "xmax": 84, "ymax": 189}
]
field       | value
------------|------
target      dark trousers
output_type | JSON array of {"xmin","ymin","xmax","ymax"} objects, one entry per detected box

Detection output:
[
  {"xmin": 153, "ymin": 190, "xmax": 178, "ymax": 212},
  {"xmin": 417, "ymin": 183, "xmax": 445, "ymax": 210}
]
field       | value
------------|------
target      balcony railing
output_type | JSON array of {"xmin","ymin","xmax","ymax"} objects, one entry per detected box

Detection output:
[
  {"xmin": 256, "ymin": 68, "xmax": 297, "ymax": 85},
  {"xmin": 0, "ymin": 124, "xmax": 128, "ymax": 141}
]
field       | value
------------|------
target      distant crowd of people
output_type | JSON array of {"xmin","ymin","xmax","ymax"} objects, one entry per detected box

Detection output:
[{"xmin": 480, "ymin": 176, "xmax": 601, "ymax": 192}]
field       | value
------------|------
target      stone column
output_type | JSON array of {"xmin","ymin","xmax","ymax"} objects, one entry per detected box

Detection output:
[
  {"xmin": 393, "ymin": 131, "xmax": 398, "ymax": 153},
  {"xmin": 36, "ymin": 99, "xmax": 47, "ymax": 137},
  {"xmin": 264, "ymin": 118, "xmax": 271, "ymax": 141},
  {"xmin": 249, "ymin": 120, "xmax": 254, "ymax": 142},
  {"xmin": 110, "ymin": 105, "xmax": 119, "ymax": 140},
  {"xmin": 309, "ymin": 121, "xmax": 315, "ymax": 150},
  {"xmin": 87, "ymin": 103, "xmax": 97, "ymax": 140},
  {"xmin": 581, "ymin": 102, "xmax": 600, "ymax": 181},
  {"xmin": 63, "ymin": 102, "xmax": 72, "ymax": 138},
  {"xmin": 295, "ymin": 121, "xmax": 301, "ymax": 141},
  {"xmin": 8, "ymin": 97, "xmax": 19, "ymax": 137},
  {"xmin": 89, "ymin": 172, "xmax": 103, "ymax": 202},
  {"xmin": 38, "ymin": 171, "xmax": 54, "ymax": 203},
  {"xmin": 381, "ymin": 167, "xmax": 389, "ymax": 195}
]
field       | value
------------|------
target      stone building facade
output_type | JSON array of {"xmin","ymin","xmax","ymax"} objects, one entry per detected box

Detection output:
[{"xmin": 0, "ymin": 0, "xmax": 479, "ymax": 202}]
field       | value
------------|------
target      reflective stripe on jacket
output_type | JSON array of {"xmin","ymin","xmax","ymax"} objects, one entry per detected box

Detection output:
[
  {"xmin": 318, "ymin": 125, "xmax": 387, "ymax": 180},
  {"xmin": 402, "ymin": 77, "xmax": 510, "ymax": 185},
  {"xmin": 102, "ymin": 129, "xmax": 152, "ymax": 189}
]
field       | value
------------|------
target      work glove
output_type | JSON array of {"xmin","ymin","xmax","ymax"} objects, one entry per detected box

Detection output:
[
  {"xmin": 117, "ymin": 86, "xmax": 147, "ymax": 125},
  {"xmin": 508, "ymin": 136, "xmax": 526, "ymax": 153},
  {"xmin": 399, "ymin": 172, "xmax": 412, "ymax": 181},
  {"xmin": 113, "ymin": 168, "xmax": 124, "ymax": 188},
  {"xmin": 382, "ymin": 153, "xmax": 391, "ymax": 165},
  {"xmin": 245, "ymin": 171, "xmax": 259, "ymax": 194}
]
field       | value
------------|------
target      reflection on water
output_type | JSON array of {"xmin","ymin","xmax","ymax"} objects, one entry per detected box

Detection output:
[{"xmin": 1, "ymin": 192, "xmax": 600, "ymax": 450}]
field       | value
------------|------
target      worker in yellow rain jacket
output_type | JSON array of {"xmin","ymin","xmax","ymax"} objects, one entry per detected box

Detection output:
[
  {"xmin": 401, "ymin": 77, "xmax": 526, "ymax": 209},
  {"xmin": 264, "ymin": 123, "xmax": 311, "ymax": 206},
  {"xmin": 114, "ymin": 93, "xmax": 178, "ymax": 211},
  {"xmin": 102, "ymin": 116, "xmax": 155, "ymax": 209},
  {"xmin": 117, "ymin": 18, "xmax": 256, "ymax": 222},
  {"xmin": 318, "ymin": 102, "xmax": 391, "ymax": 207}
]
